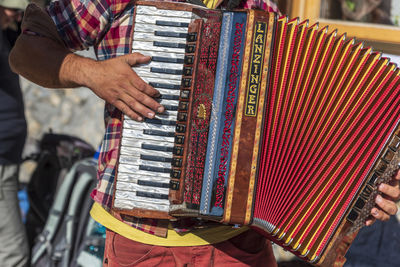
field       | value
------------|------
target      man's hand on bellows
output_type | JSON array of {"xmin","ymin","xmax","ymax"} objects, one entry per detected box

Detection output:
[
  {"xmin": 89, "ymin": 53, "xmax": 164, "ymax": 121},
  {"xmin": 366, "ymin": 170, "xmax": 400, "ymax": 226}
]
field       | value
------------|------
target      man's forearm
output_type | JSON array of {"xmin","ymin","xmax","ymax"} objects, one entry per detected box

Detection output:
[
  {"xmin": 9, "ymin": 33, "xmax": 95, "ymax": 89},
  {"xmin": 10, "ymin": 31, "xmax": 165, "ymax": 121}
]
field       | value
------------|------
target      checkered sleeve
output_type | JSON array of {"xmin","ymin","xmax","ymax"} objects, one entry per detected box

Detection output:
[{"xmin": 46, "ymin": 0, "xmax": 131, "ymax": 50}]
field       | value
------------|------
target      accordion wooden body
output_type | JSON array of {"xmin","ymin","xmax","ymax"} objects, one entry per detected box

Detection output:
[{"xmin": 112, "ymin": 1, "xmax": 400, "ymax": 265}]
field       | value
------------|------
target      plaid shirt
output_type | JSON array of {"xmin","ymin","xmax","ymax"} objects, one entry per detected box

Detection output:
[{"xmin": 47, "ymin": 0, "xmax": 279, "ymax": 237}]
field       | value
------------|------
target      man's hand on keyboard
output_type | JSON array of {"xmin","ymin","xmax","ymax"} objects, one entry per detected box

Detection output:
[{"xmin": 89, "ymin": 52, "xmax": 165, "ymax": 121}]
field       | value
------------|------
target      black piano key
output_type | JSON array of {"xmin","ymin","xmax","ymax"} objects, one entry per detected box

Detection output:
[
  {"xmin": 155, "ymin": 31, "xmax": 188, "ymax": 39},
  {"xmin": 354, "ymin": 198, "xmax": 366, "ymax": 210},
  {"xmin": 136, "ymin": 191, "xmax": 169, "ymax": 200},
  {"xmin": 156, "ymin": 20, "xmax": 189, "ymax": 27},
  {"xmin": 149, "ymin": 82, "xmax": 180, "ymax": 90},
  {"xmin": 141, "ymin": 144, "xmax": 173, "ymax": 152},
  {"xmin": 347, "ymin": 209, "xmax": 359, "ymax": 223},
  {"xmin": 186, "ymin": 45, "xmax": 196, "ymax": 53},
  {"xmin": 179, "ymin": 102, "xmax": 189, "ymax": 111},
  {"xmin": 363, "ymin": 185, "xmax": 373, "ymax": 195},
  {"xmin": 180, "ymin": 90, "xmax": 190, "ymax": 99},
  {"xmin": 139, "ymin": 165, "xmax": 171, "ymax": 173},
  {"xmin": 143, "ymin": 129, "xmax": 175, "ymax": 137},
  {"xmin": 162, "ymin": 104, "xmax": 179, "ymax": 111},
  {"xmin": 172, "ymin": 158, "xmax": 182, "ymax": 167},
  {"xmin": 177, "ymin": 112, "xmax": 187, "ymax": 122},
  {"xmin": 159, "ymin": 94, "xmax": 180, "ymax": 100},
  {"xmin": 187, "ymin": 32, "xmax": 197, "ymax": 42},
  {"xmin": 144, "ymin": 118, "xmax": 176, "ymax": 126},
  {"xmin": 171, "ymin": 170, "xmax": 181, "ymax": 179},
  {"xmin": 367, "ymin": 172, "xmax": 379, "ymax": 186},
  {"xmin": 140, "ymin": 154, "xmax": 172, "ymax": 162},
  {"xmin": 151, "ymin": 67, "xmax": 183, "ymax": 75},
  {"xmin": 173, "ymin": 146, "xmax": 183, "ymax": 156},
  {"xmin": 152, "ymin": 56, "xmax": 184, "ymax": 64},
  {"xmin": 389, "ymin": 135, "xmax": 400, "ymax": 150},
  {"xmin": 175, "ymin": 135, "xmax": 185, "ymax": 144},
  {"xmin": 153, "ymin": 41, "xmax": 186, "ymax": 49},
  {"xmin": 184, "ymin": 55, "xmax": 194, "ymax": 64},
  {"xmin": 176, "ymin": 124, "xmax": 186, "ymax": 133},
  {"xmin": 183, "ymin": 67, "xmax": 192, "ymax": 76},
  {"xmin": 138, "ymin": 180, "xmax": 170, "ymax": 188},
  {"xmin": 170, "ymin": 180, "xmax": 180, "ymax": 190},
  {"xmin": 182, "ymin": 78, "xmax": 191, "ymax": 88}
]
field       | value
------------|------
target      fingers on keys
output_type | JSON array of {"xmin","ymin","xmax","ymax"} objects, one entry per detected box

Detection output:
[
  {"xmin": 123, "ymin": 53, "xmax": 165, "ymax": 121},
  {"xmin": 367, "ymin": 171, "xmax": 400, "ymax": 225}
]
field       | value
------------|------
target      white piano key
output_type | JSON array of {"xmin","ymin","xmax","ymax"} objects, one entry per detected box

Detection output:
[
  {"xmin": 120, "ymin": 146, "xmax": 172, "ymax": 159},
  {"xmin": 133, "ymin": 67, "xmax": 184, "ymax": 83},
  {"xmin": 124, "ymin": 109, "xmax": 177, "ymax": 119},
  {"xmin": 136, "ymin": 50, "xmax": 185, "ymax": 60},
  {"xmin": 136, "ymin": 5, "xmax": 193, "ymax": 19},
  {"xmin": 114, "ymin": 190, "xmax": 169, "ymax": 207},
  {"xmin": 133, "ymin": 31, "xmax": 188, "ymax": 43},
  {"xmin": 117, "ymin": 173, "xmax": 171, "ymax": 184},
  {"xmin": 121, "ymin": 138, "xmax": 174, "ymax": 153},
  {"xmin": 122, "ymin": 128, "xmax": 175, "ymax": 142},
  {"xmin": 133, "ymin": 23, "xmax": 188, "ymax": 35},
  {"xmin": 132, "ymin": 41, "xmax": 186, "ymax": 55},
  {"xmin": 116, "ymin": 181, "xmax": 170, "ymax": 195},
  {"xmin": 119, "ymin": 155, "xmax": 172, "ymax": 168},
  {"xmin": 157, "ymin": 89, "xmax": 181, "ymax": 97},
  {"xmin": 135, "ymin": 72, "xmax": 183, "ymax": 82},
  {"xmin": 124, "ymin": 111, "xmax": 178, "ymax": 122},
  {"xmin": 117, "ymin": 163, "xmax": 171, "ymax": 179},
  {"xmin": 120, "ymin": 138, "xmax": 174, "ymax": 153},
  {"xmin": 118, "ymin": 164, "xmax": 170, "ymax": 178},
  {"xmin": 158, "ymin": 99, "xmax": 180, "ymax": 108},
  {"xmin": 133, "ymin": 61, "xmax": 184, "ymax": 72},
  {"xmin": 113, "ymin": 197, "xmax": 170, "ymax": 212},
  {"xmin": 135, "ymin": 14, "xmax": 191, "ymax": 25},
  {"xmin": 134, "ymin": 68, "xmax": 182, "ymax": 81},
  {"xmin": 123, "ymin": 120, "xmax": 176, "ymax": 132},
  {"xmin": 142, "ymin": 76, "xmax": 182, "ymax": 87}
]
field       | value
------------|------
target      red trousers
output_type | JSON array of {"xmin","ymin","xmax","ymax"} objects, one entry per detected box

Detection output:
[{"xmin": 103, "ymin": 229, "xmax": 277, "ymax": 267}]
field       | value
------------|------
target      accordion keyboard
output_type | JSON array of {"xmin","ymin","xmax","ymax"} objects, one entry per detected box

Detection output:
[{"xmin": 113, "ymin": 6, "xmax": 193, "ymax": 212}]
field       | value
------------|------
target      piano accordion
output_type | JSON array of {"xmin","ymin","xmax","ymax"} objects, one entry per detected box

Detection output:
[{"xmin": 112, "ymin": 1, "xmax": 400, "ymax": 265}]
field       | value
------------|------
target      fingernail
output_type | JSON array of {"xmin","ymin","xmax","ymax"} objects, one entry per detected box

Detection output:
[
  {"xmin": 379, "ymin": 184, "xmax": 385, "ymax": 191},
  {"xmin": 376, "ymin": 195, "xmax": 383, "ymax": 203},
  {"xmin": 137, "ymin": 116, "xmax": 143, "ymax": 122},
  {"xmin": 157, "ymin": 106, "xmax": 165, "ymax": 113},
  {"xmin": 147, "ymin": 112, "xmax": 155, "ymax": 118},
  {"xmin": 372, "ymin": 208, "xmax": 378, "ymax": 216}
]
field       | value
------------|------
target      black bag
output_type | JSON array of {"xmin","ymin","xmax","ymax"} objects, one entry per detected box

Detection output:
[
  {"xmin": 31, "ymin": 158, "xmax": 105, "ymax": 267},
  {"xmin": 25, "ymin": 132, "xmax": 96, "ymax": 248}
]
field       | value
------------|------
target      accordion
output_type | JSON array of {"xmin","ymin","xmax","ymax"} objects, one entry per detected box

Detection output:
[{"xmin": 112, "ymin": 1, "xmax": 400, "ymax": 265}]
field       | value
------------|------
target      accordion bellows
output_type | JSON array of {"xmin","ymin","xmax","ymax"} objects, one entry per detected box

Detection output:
[{"xmin": 112, "ymin": 1, "xmax": 400, "ymax": 265}]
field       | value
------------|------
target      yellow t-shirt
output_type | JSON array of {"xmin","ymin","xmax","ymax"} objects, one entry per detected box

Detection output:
[
  {"xmin": 202, "ymin": 0, "xmax": 220, "ymax": 9},
  {"xmin": 90, "ymin": 202, "xmax": 248, "ymax": 246}
]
